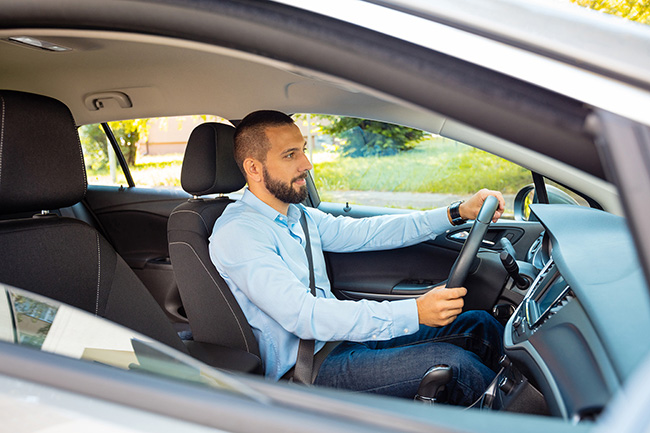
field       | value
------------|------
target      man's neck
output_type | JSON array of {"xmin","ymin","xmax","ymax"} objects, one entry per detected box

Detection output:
[{"xmin": 248, "ymin": 185, "xmax": 290, "ymax": 216}]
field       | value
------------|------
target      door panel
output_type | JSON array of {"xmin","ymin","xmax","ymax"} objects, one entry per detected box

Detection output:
[
  {"xmin": 321, "ymin": 201, "xmax": 544, "ymax": 312},
  {"xmin": 444, "ymin": 223, "xmax": 544, "ymax": 260},
  {"xmin": 85, "ymin": 185, "xmax": 191, "ymax": 324},
  {"xmin": 328, "ymin": 242, "xmax": 457, "ymax": 301}
]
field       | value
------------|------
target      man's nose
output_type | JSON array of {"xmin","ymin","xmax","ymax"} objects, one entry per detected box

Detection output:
[{"xmin": 300, "ymin": 152, "xmax": 313, "ymax": 172}]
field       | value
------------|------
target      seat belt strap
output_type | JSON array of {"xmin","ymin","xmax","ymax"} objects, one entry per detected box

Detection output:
[{"xmin": 293, "ymin": 209, "xmax": 316, "ymax": 384}]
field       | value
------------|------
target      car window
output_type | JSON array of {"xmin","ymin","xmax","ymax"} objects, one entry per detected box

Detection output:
[
  {"xmin": 80, "ymin": 116, "xmax": 229, "ymax": 188},
  {"xmin": 297, "ymin": 115, "xmax": 532, "ymax": 219},
  {"xmin": 79, "ymin": 123, "xmax": 129, "ymax": 186}
]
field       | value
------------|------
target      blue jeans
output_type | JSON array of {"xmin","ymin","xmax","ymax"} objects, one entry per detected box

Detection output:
[{"xmin": 314, "ymin": 310, "xmax": 504, "ymax": 406}]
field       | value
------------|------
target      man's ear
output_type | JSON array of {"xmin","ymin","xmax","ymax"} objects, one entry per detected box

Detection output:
[{"xmin": 243, "ymin": 158, "xmax": 263, "ymax": 184}]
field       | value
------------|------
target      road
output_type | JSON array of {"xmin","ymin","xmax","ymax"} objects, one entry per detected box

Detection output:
[{"xmin": 321, "ymin": 190, "xmax": 517, "ymax": 212}]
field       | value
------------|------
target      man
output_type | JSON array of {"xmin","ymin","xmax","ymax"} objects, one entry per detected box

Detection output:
[{"xmin": 209, "ymin": 110, "xmax": 505, "ymax": 405}]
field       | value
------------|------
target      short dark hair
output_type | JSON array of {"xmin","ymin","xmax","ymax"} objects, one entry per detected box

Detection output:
[{"xmin": 233, "ymin": 110, "xmax": 295, "ymax": 175}]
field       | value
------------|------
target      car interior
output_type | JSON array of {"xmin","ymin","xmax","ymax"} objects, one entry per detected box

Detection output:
[
  {"xmin": 0, "ymin": 89, "xmax": 262, "ymax": 373},
  {"xmin": 1, "ymin": 1, "xmax": 650, "ymax": 430}
]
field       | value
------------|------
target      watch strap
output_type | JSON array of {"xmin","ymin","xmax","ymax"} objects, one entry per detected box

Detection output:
[{"xmin": 449, "ymin": 200, "xmax": 467, "ymax": 226}]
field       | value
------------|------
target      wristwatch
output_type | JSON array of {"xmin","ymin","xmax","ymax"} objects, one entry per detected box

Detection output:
[{"xmin": 448, "ymin": 200, "xmax": 467, "ymax": 226}]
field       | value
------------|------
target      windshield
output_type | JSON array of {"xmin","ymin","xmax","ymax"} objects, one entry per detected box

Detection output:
[{"xmin": 0, "ymin": 283, "xmax": 262, "ymax": 401}]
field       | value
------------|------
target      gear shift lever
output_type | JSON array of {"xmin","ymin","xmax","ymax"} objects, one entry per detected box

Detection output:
[{"xmin": 415, "ymin": 365, "xmax": 453, "ymax": 404}]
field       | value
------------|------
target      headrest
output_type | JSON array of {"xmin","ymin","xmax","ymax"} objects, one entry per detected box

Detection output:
[
  {"xmin": 181, "ymin": 122, "xmax": 245, "ymax": 196},
  {"xmin": 0, "ymin": 90, "xmax": 86, "ymax": 214}
]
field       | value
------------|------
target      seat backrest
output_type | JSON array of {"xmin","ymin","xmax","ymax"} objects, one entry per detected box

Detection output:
[
  {"xmin": 168, "ymin": 122, "xmax": 260, "ymax": 357},
  {"xmin": 0, "ymin": 90, "xmax": 188, "ymax": 354}
]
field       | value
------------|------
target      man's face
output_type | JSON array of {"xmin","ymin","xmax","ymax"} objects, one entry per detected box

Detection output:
[{"xmin": 261, "ymin": 123, "xmax": 313, "ymax": 204}]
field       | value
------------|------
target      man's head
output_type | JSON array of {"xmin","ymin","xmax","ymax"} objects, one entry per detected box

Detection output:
[
  {"xmin": 233, "ymin": 110, "xmax": 294, "ymax": 170},
  {"xmin": 234, "ymin": 110, "xmax": 312, "ymax": 213}
]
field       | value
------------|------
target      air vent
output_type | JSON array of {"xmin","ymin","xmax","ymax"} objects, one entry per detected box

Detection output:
[{"xmin": 540, "ymin": 288, "xmax": 574, "ymax": 326}]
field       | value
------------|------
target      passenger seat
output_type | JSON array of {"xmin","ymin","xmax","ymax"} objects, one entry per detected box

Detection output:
[{"xmin": 0, "ymin": 90, "xmax": 257, "ymax": 372}]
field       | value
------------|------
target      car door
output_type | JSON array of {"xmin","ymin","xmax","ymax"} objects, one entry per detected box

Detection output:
[
  {"xmin": 301, "ymin": 116, "xmax": 560, "ymax": 313},
  {"xmin": 85, "ymin": 184, "xmax": 189, "ymax": 324}
]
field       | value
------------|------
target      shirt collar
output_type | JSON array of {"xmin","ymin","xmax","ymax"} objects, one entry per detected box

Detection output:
[{"xmin": 240, "ymin": 188, "xmax": 304, "ymax": 225}]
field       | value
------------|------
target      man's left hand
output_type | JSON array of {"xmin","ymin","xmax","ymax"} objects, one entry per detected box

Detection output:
[{"xmin": 459, "ymin": 189, "xmax": 505, "ymax": 223}]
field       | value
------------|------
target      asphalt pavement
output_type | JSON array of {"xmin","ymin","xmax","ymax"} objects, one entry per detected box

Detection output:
[{"xmin": 321, "ymin": 190, "xmax": 516, "ymax": 212}]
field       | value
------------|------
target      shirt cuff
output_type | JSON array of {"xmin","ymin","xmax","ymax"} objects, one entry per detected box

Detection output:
[
  {"xmin": 389, "ymin": 298, "xmax": 419, "ymax": 337},
  {"xmin": 421, "ymin": 207, "xmax": 454, "ymax": 240}
]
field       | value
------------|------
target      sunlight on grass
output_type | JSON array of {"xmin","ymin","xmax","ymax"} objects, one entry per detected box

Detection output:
[
  {"xmin": 313, "ymin": 138, "xmax": 529, "ymax": 195},
  {"xmin": 132, "ymin": 153, "xmax": 184, "ymax": 187},
  {"xmin": 87, "ymin": 153, "xmax": 185, "ymax": 187}
]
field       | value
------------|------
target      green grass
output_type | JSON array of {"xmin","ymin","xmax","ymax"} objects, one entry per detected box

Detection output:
[
  {"xmin": 313, "ymin": 138, "xmax": 530, "ymax": 194},
  {"xmin": 130, "ymin": 154, "xmax": 183, "ymax": 187},
  {"xmin": 87, "ymin": 154, "xmax": 184, "ymax": 187}
]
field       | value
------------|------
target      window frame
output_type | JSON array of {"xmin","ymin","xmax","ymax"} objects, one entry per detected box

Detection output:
[{"xmin": 101, "ymin": 122, "xmax": 135, "ymax": 187}]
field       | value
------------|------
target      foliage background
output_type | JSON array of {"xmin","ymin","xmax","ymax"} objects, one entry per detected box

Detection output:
[
  {"xmin": 305, "ymin": 115, "xmax": 426, "ymax": 157},
  {"xmin": 570, "ymin": 0, "xmax": 650, "ymax": 24},
  {"xmin": 79, "ymin": 120, "xmax": 148, "ymax": 171}
]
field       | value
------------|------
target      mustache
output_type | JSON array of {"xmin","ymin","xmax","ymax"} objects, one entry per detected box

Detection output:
[{"xmin": 292, "ymin": 172, "xmax": 308, "ymax": 183}]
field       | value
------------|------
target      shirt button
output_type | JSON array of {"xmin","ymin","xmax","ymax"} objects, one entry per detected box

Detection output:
[
  {"xmin": 404, "ymin": 328, "xmax": 409, "ymax": 334},
  {"xmin": 371, "ymin": 335, "xmax": 377, "ymax": 340}
]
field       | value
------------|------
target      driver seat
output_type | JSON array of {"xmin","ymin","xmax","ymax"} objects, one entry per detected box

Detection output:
[{"xmin": 167, "ymin": 122, "xmax": 262, "ymax": 373}]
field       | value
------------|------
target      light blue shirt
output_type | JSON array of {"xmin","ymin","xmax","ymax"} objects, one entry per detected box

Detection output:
[{"xmin": 209, "ymin": 188, "xmax": 454, "ymax": 380}]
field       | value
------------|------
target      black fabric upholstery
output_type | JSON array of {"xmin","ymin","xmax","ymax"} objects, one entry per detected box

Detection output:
[
  {"xmin": 0, "ymin": 90, "xmax": 188, "ymax": 354},
  {"xmin": 0, "ymin": 90, "xmax": 86, "ymax": 213},
  {"xmin": 169, "ymin": 200, "xmax": 260, "ymax": 356},
  {"xmin": 0, "ymin": 217, "xmax": 188, "ymax": 353},
  {"xmin": 169, "ymin": 122, "xmax": 260, "ymax": 359},
  {"xmin": 0, "ymin": 218, "xmax": 113, "ymax": 315},
  {"xmin": 180, "ymin": 122, "xmax": 246, "ymax": 196}
]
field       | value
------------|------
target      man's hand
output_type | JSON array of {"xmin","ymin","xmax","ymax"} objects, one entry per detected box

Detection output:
[
  {"xmin": 416, "ymin": 286, "xmax": 467, "ymax": 327},
  {"xmin": 459, "ymin": 189, "xmax": 506, "ymax": 223}
]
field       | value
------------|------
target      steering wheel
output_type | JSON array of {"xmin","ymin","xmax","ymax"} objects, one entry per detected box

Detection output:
[{"xmin": 446, "ymin": 195, "xmax": 499, "ymax": 288}]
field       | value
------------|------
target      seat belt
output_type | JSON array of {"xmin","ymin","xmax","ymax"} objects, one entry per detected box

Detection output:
[{"xmin": 293, "ymin": 210, "xmax": 316, "ymax": 384}]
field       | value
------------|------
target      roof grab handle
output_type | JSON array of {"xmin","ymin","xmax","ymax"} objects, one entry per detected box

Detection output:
[{"xmin": 84, "ymin": 91, "xmax": 132, "ymax": 111}]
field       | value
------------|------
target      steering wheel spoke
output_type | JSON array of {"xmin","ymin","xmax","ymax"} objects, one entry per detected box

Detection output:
[{"xmin": 446, "ymin": 195, "xmax": 499, "ymax": 288}]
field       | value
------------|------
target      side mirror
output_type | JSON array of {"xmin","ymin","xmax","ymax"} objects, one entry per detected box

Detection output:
[{"xmin": 513, "ymin": 184, "xmax": 579, "ymax": 221}]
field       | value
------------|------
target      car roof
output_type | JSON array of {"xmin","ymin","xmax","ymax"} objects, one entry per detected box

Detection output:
[
  {"xmin": 4, "ymin": 0, "xmax": 648, "ymax": 126},
  {"xmin": 363, "ymin": 0, "xmax": 650, "ymax": 89},
  {"xmin": 274, "ymin": 0, "xmax": 650, "ymax": 127}
]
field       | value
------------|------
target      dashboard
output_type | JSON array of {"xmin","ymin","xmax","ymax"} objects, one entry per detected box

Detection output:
[{"xmin": 502, "ymin": 204, "xmax": 650, "ymax": 420}]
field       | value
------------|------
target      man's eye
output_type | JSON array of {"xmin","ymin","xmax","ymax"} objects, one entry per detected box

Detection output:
[{"xmin": 286, "ymin": 152, "xmax": 294, "ymax": 159}]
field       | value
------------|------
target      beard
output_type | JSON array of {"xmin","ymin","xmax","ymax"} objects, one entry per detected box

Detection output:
[{"xmin": 263, "ymin": 166, "xmax": 308, "ymax": 204}]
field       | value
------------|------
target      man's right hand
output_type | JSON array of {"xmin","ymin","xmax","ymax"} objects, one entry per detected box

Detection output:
[{"xmin": 416, "ymin": 286, "xmax": 467, "ymax": 327}]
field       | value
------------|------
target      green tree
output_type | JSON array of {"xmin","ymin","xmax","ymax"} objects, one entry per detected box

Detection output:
[
  {"xmin": 79, "ymin": 119, "xmax": 149, "ymax": 170},
  {"xmin": 79, "ymin": 123, "xmax": 111, "ymax": 173},
  {"xmin": 570, "ymin": 0, "xmax": 650, "ymax": 24},
  {"xmin": 108, "ymin": 119, "xmax": 149, "ymax": 166},
  {"xmin": 306, "ymin": 115, "xmax": 427, "ymax": 157}
]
